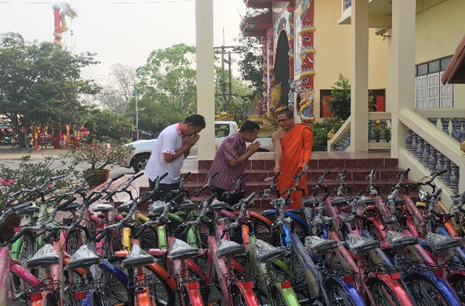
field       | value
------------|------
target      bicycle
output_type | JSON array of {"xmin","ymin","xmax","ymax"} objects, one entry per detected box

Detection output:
[{"xmin": 130, "ymin": 192, "xmax": 210, "ymax": 305}]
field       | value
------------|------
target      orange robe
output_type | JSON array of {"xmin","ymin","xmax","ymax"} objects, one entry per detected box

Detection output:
[{"xmin": 277, "ymin": 124, "xmax": 314, "ymax": 209}]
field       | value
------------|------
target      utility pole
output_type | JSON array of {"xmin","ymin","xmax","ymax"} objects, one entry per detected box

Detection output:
[
  {"xmin": 228, "ymin": 51, "xmax": 232, "ymax": 101},
  {"xmin": 134, "ymin": 85, "xmax": 138, "ymax": 140}
]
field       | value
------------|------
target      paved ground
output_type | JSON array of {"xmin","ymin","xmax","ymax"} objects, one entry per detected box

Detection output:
[{"xmin": 0, "ymin": 146, "xmax": 135, "ymax": 178}]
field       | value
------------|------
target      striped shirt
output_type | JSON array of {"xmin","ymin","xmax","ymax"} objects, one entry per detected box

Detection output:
[{"xmin": 208, "ymin": 133, "xmax": 246, "ymax": 191}]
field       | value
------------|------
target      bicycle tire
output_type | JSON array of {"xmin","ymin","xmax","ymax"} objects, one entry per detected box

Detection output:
[
  {"xmin": 232, "ymin": 284, "xmax": 260, "ymax": 306},
  {"xmin": 63, "ymin": 229, "xmax": 81, "ymax": 256},
  {"xmin": 449, "ymin": 274, "xmax": 465, "ymax": 305},
  {"xmin": 405, "ymin": 273, "xmax": 460, "ymax": 306},
  {"xmin": 366, "ymin": 278, "xmax": 403, "ymax": 306},
  {"xmin": 325, "ymin": 279, "xmax": 360, "ymax": 306},
  {"xmin": 249, "ymin": 215, "xmax": 274, "ymax": 246},
  {"xmin": 13, "ymin": 232, "xmax": 36, "ymax": 290},
  {"xmin": 143, "ymin": 266, "xmax": 176, "ymax": 306}
]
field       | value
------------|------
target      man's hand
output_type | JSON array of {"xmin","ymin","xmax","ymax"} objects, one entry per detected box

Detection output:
[
  {"xmin": 247, "ymin": 141, "xmax": 261, "ymax": 154},
  {"xmin": 184, "ymin": 135, "xmax": 200, "ymax": 147},
  {"xmin": 302, "ymin": 161, "xmax": 309, "ymax": 173},
  {"xmin": 274, "ymin": 164, "xmax": 280, "ymax": 173}
]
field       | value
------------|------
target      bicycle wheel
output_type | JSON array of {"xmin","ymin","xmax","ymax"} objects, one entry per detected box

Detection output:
[
  {"xmin": 449, "ymin": 275, "xmax": 465, "ymax": 305},
  {"xmin": 63, "ymin": 229, "xmax": 81, "ymax": 256},
  {"xmin": 325, "ymin": 279, "xmax": 357, "ymax": 306},
  {"xmin": 405, "ymin": 273, "xmax": 459, "ymax": 306},
  {"xmin": 13, "ymin": 232, "xmax": 36, "ymax": 290},
  {"xmin": 144, "ymin": 266, "xmax": 176, "ymax": 306},
  {"xmin": 250, "ymin": 215, "xmax": 274, "ymax": 245},
  {"xmin": 367, "ymin": 278, "xmax": 403, "ymax": 306}
]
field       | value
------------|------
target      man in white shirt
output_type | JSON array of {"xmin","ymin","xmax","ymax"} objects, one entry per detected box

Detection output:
[{"xmin": 144, "ymin": 114, "xmax": 206, "ymax": 202}]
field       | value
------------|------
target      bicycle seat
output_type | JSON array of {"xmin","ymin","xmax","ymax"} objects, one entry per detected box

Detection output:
[
  {"xmin": 385, "ymin": 231, "xmax": 418, "ymax": 248},
  {"xmin": 60, "ymin": 202, "xmax": 81, "ymax": 212},
  {"xmin": 347, "ymin": 234, "xmax": 380, "ymax": 254},
  {"xmin": 305, "ymin": 236, "xmax": 338, "ymax": 255},
  {"xmin": 64, "ymin": 245, "xmax": 101, "ymax": 271},
  {"xmin": 91, "ymin": 204, "xmax": 114, "ymax": 214},
  {"xmin": 26, "ymin": 244, "xmax": 60, "ymax": 269},
  {"xmin": 303, "ymin": 199, "xmax": 319, "ymax": 208},
  {"xmin": 331, "ymin": 197, "xmax": 349, "ymax": 207},
  {"xmin": 209, "ymin": 200, "xmax": 230, "ymax": 211},
  {"xmin": 255, "ymin": 239, "xmax": 288, "ymax": 264},
  {"xmin": 361, "ymin": 198, "xmax": 376, "ymax": 205},
  {"xmin": 122, "ymin": 244, "xmax": 155, "ymax": 268},
  {"xmin": 149, "ymin": 200, "xmax": 168, "ymax": 215},
  {"xmin": 217, "ymin": 239, "xmax": 246, "ymax": 257},
  {"xmin": 425, "ymin": 232, "xmax": 462, "ymax": 252},
  {"xmin": 168, "ymin": 238, "xmax": 201, "ymax": 260},
  {"xmin": 178, "ymin": 201, "xmax": 198, "ymax": 211}
]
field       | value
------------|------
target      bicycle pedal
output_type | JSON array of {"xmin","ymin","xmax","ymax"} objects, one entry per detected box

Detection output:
[{"xmin": 208, "ymin": 301, "xmax": 221, "ymax": 305}]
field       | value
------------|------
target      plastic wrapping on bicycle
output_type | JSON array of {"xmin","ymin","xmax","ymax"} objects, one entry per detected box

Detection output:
[
  {"xmin": 305, "ymin": 236, "xmax": 338, "ymax": 255},
  {"xmin": 425, "ymin": 232, "xmax": 462, "ymax": 252},
  {"xmin": 385, "ymin": 231, "xmax": 419, "ymax": 248},
  {"xmin": 25, "ymin": 244, "xmax": 60, "ymax": 269},
  {"xmin": 217, "ymin": 239, "xmax": 246, "ymax": 257},
  {"xmin": 347, "ymin": 233, "xmax": 380, "ymax": 254},
  {"xmin": 168, "ymin": 238, "xmax": 201, "ymax": 260},
  {"xmin": 122, "ymin": 244, "xmax": 155, "ymax": 268},
  {"xmin": 255, "ymin": 239, "xmax": 288, "ymax": 263},
  {"xmin": 64, "ymin": 244, "xmax": 101, "ymax": 270}
]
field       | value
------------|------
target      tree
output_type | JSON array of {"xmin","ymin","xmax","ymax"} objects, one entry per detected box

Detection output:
[
  {"xmin": 326, "ymin": 73, "xmax": 351, "ymax": 121},
  {"xmin": 0, "ymin": 32, "xmax": 100, "ymax": 147},
  {"xmin": 137, "ymin": 44, "xmax": 197, "ymax": 114},
  {"xmin": 126, "ymin": 96, "xmax": 184, "ymax": 135},
  {"xmin": 83, "ymin": 109, "xmax": 133, "ymax": 142},
  {"xmin": 325, "ymin": 73, "xmax": 375, "ymax": 121},
  {"xmin": 234, "ymin": 35, "xmax": 264, "ymax": 97}
]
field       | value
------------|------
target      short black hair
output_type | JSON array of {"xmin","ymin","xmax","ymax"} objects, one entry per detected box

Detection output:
[
  {"xmin": 239, "ymin": 120, "xmax": 261, "ymax": 133},
  {"xmin": 277, "ymin": 109, "xmax": 293, "ymax": 119},
  {"xmin": 184, "ymin": 114, "xmax": 206, "ymax": 128}
]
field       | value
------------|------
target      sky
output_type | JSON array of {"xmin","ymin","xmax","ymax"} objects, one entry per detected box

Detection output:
[{"xmin": 0, "ymin": 0, "xmax": 247, "ymax": 85}]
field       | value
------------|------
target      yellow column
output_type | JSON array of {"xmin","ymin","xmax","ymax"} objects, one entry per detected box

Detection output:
[
  {"xmin": 349, "ymin": 0, "xmax": 369, "ymax": 152},
  {"xmin": 196, "ymin": 0, "xmax": 216, "ymax": 160},
  {"xmin": 390, "ymin": 0, "xmax": 416, "ymax": 158}
]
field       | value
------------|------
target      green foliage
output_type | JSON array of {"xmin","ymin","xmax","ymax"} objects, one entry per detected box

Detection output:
[
  {"xmin": 234, "ymin": 35, "xmax": 264, "ymax": 97},
  {"xmin": 84, "ymin": 109, "xmax": 133, "ymax": 142},
  {"xmin": 137, "ymin": 43, "xmax": 197, "ymax": 114},
  {"xmin": 326, "ymin": 74, "xmax": 351, "ymax": 121},
  {"xmin": 0, "ymin": 32, "xmax": 100, "ymax": 147},
  {"xmin": 0, "ymin": 155, "xmax": 80, "ymax": 210},
  {"xmin": 385, "ymin": 127, "xmax": 391, "ymax": 142},
  {"xmin": 127, "ymin": 98, "xmax": 185, "ymax": 134},
  {"xmin": 69, "ymin": 139, "xmax": 134, "ymax": 171},
  {"xmin": 311, "ymin": 119, "xmax": 343, "ymax": 151},
  {"xmin": 374, "ymin": 125, "xmax": 381, "ymax": 142},
  {"xmin": 325, "ymin": 73, "xmax": 377, "ymax": 121}
]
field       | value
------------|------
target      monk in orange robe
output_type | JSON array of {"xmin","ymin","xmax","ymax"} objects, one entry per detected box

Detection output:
[{"xmin": 272, "ymin": 109, "xmax": 314, "ymax": 209}]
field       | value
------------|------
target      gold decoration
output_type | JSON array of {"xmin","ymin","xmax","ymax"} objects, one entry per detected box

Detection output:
[
  {"xmin": 215, "ymin": 111, "xmax": 231, "ymax": 121},
  {"xmin": 246, "ymin": 114, "xmax": 275, "ymax": 131},
  {"xmin": 270, "ymin": 83, "xmax": 282, "ymax": 107}
]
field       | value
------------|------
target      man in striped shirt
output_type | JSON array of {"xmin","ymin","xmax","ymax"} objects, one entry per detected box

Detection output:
[{"xmin": 207, "ymin": 120, "xmax": 261, "ymax": 205}]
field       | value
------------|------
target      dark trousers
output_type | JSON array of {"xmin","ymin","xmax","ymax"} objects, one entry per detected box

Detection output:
[
  {"xmin": 149, "ymin": 179, "xmax": 182, "ymax": 203},
  {"xmin": 212, "ymin": 186, "xmax": 245, "ymax": 206}
]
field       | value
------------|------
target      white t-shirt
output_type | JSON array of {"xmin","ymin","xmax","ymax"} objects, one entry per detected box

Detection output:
[{"xmin": 144, "ymin": 123, "xmax": 186, "ymax": 184}]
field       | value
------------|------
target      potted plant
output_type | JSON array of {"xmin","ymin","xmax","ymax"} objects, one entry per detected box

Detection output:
[{"xmin": 69, "ymin": 138, "xmax": 134, "ymax": 188}]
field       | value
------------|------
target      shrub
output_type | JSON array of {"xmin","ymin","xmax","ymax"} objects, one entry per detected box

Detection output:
[{"xmin": 311, "ymin": 119, "xmax": 343, "ymax": 151}]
